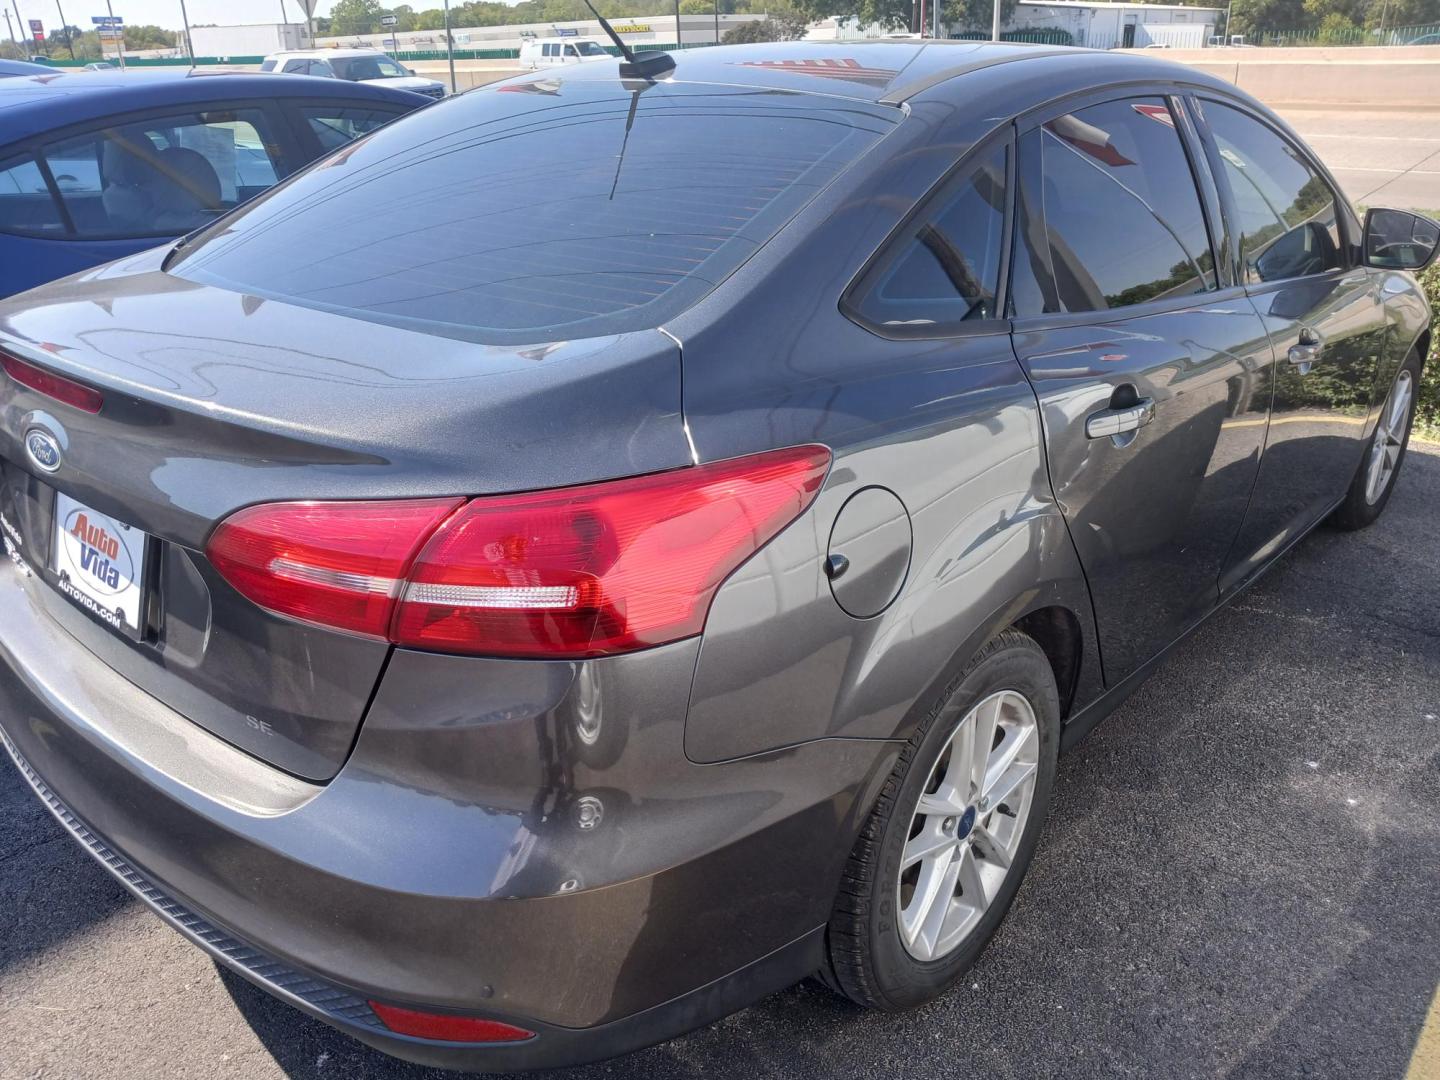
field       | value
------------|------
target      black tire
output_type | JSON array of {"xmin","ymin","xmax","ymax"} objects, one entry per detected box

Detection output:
[
  {"xmin": 1332, "ymin": 349, "xmax": 1422, "ymax": 531},
  {"xmin": 822, "ymin": 629, "xmax": 1060, "ymax": 1011}
]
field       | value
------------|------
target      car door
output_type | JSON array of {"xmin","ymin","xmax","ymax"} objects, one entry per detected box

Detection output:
[
  {"xmin": 0, "ymin": 102, "xmax": 300, "ymax": 299},
  {"xmin": 1190, "ymin": 98, "xmax": 1390, "ymax": 590},
  {"xmin": 1008, "ymin": 92, "xmax": 1276, "ymax": 686}
]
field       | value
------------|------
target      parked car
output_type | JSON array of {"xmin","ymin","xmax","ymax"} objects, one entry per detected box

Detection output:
[
  {"xmin": 518, "ymin": 36, "xmax": 610, "ymax": 69},
  {"xmin": 0, "ymin": 41, "xmax": 1433, "ymax": 1072},
  {"xmin": 83, "ymin": 61, "xmax": 116, "ymax": 71},
  {"xmin": 0, "ymin": 57, "xmax": 55, "ymax": 77},
  {"xmin": 261, "ymin": 48, "xmax": 446, "ymax": 100},
  {"xmin": 0, "ymin": 69, "xmax": 429, "ymax": 297},
  {"xmin": 1406, "ymin": 31, "xmax": 1440, "ymax": 44}
]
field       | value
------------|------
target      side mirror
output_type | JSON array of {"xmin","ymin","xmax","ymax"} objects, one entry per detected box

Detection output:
[{"xmin": 1364, "ymin": 207, "xmax": 1440, "ymax": 270}]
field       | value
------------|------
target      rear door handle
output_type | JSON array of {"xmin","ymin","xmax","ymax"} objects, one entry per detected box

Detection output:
[
  {"xmin": 1288, "ymin": 328, "xmax": 1324, "ymax": 370},
  {"xmin": 1086, "ymin": 398, "xmax": 1155, "ymax": 441}
]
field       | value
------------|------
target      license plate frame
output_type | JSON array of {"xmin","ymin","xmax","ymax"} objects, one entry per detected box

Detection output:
[{"xmin": 49, "ymin": 491, "xmax": 152, "ymax": 642}]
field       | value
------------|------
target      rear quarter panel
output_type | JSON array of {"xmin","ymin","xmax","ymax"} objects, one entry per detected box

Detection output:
[{"xmin": 667, "ymin": 69, "xmax": 1105, "ymax": 763}]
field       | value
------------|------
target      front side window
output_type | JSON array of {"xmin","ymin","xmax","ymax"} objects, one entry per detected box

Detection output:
[
  {"xmin": 848, "ymin": 141, "xmax": 1007, "ymax": 332},
  {"xmin": 173, "ymin": 83, "xmax": 897, "ymax": 345},
  {"xmin": 1015, "ymin": 97, "xmax": 1216, "ymax": 315},
  {"xmin": 39, "ymin": 108, "xmax": 283, "ymax": 240},
  {"xmin": 0, "ymin": 155, "xmax": 65, "ymax": 236},
  {"xmin": 1202, "ymin": 101, "xmax": 1342, "ymax": 283},
  {"xmin": 575, "ymin": 41, "xmax": 606, "ymax": 55}
]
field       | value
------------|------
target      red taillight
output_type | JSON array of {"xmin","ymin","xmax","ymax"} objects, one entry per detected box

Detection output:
[
  {"xmin": 369, "ymin": 1001, "xmax": 535, "ymax": 1043},
  {"xmin": 205, "ymin": 445, "xmax": 830, "ymax": 657},
  {"xmin": 206, "ymin": 498, "xmax": 464, "ymax": 639},
  {"xmin": 1, "ymin": 351, "xmax": 104, "ymax": 414}
]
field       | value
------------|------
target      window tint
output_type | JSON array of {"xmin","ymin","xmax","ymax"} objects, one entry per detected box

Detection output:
[
  {"xmin": 301, "ymin": 106, "xmax": 403, "ymax": 152},
  {"xmin": 40, "ymin": 109, "xmax": 283, "ymax": 240},
  {"xmin": 282, "ymin": 59, "xmax": 309, "ymax": 73},
  {"xmin": 0, "ymin": 155, "xmax": 65, "ymax": 236},
  {"xmin": 565, "ymin": 44, "xmax": 579, "ymax": 56},
  {"xmin": 173, "ymin": 83, "xmax": 896, "ymax": 345},
  {"xmin": 260, "ymin": 59, "xmax": 278, "ymax": 71},
  {"xmin": 1203, "ymin": 101, "xmax": 1342, "ymax": 283},
  {"xmin": 849, "ymin": 141, "xmax": 1007, "ymax": 331},
  {"xmin": 331, "ymin": 56, "xmax": 407, "ymax": 81},
  {"xmin": 1017, "ymin": 98, "xmax": 1216, "ymax": 315}
]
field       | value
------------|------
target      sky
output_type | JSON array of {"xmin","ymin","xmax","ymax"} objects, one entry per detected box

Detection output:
[{"xmin": 2, "ymin": 0, "xmax": 518, "ymax": 35}]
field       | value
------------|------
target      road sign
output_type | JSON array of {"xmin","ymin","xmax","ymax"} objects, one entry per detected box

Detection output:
[
  {"xmin": 91, "ymin": 15, "xmax": 123, "ymax": 23},
  {"xmin": 380, "ymin": 14, "xmax": 397, "ymax": 26},
  {"xmin": 555, "ymin": 26, "xmax": 578, "ymax": 35}
]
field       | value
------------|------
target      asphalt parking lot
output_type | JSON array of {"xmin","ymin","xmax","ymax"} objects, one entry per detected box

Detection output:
[
  {"xmin": 1276, "ymin": 107, "xmax": 1440, "ymax": 212},
  {"xmin": 1, "ymin": 438, "xmax": 1436, "ymax": 1080}
]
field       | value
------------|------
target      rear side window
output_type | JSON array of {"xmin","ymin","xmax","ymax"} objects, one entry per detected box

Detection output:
[
  {"xmin": 260, "ymin": 59, "xmax": 278, "ymax": 71},
  {"xmin": 174, "ymin": 83, "xmax": 896, "ymax": 345},
  {"xmin": 1014, "ymin": 97, "xmax": 1216, "ymax": 315},
  {"xmin": 847, "ymin": 141, "xmax": 1007, "ymax": 332},
  {"xmin": 300, "ymin": 105, "xmax": 404, "ymax": 152},
  {"xmin": 0, "ymin": 155, "xmax": 65, "ymax": 236},
  {"xmin": 40, "ymin": 108, "xmax": 284, "ymax": 240},
  {"xmin": 1201, "ymin": 101, "xmax": 1342, "ymax": 283}
]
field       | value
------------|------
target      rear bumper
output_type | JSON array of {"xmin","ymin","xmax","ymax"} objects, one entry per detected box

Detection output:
[{"xmin": 0, "ymin": 555, "xmax": 893, "ymax": 1069}]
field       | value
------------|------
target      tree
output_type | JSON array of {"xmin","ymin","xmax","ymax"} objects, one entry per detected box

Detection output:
[
  {"xmin": 722, "ymin": 11, "xmax": 808, "ymax": 39},
  {"xmin": 330, "ymin": 0, "xmax": 384, "ymax": 36},
  {"xmin": 941, "ymin": 0, "xmax": 1017, "ymax": 32}
]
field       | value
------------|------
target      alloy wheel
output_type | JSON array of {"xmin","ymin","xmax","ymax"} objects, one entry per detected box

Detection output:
[
  {"xmin": 897, "ymin": 690, "xmax": 1040, "ymax": 962},
  {"xmin": 1366, "ymin": 369, "xmax": 1414, "ymax": 505}
]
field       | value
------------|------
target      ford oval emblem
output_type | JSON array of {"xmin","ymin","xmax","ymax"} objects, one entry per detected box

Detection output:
[{"xmin": 24, "ymin": 427, "xmax": 62, "ymax": 473}]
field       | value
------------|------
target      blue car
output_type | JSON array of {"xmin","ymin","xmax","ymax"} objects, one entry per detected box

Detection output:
[
  {"xmin": 0, "ymin": 69, "xmax": 429, "ymax": 297},
  {"xmin": 0, "ymin": 58, "xmax": 57, "ymax": 77}
]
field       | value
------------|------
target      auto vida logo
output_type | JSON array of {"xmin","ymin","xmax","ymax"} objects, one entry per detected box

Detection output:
[
  {"xmin": 24, "ymin": 426, "xmax": 62, "ymax": 473},
  {"xmin": 65, "ymin": 509, "xmax": 132, "ymax": 592}
]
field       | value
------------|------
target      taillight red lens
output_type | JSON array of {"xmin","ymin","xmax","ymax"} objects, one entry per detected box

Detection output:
[
  {"xmin": 205, "ymin": 445, "xmax": 830, "ymax": 657},
  {"xmin": 1, "ymin": 351, "xmax": 104, "ymax": 414},
  {"xmin": 393, "ymin": 445, "xmax": 830, "ymax": 657},
  {"xmin": 206, "ymin": 498, "xmax": 463, "ymax": 638},
  {"xmin": 369, "ymin": 1001, "xmax": 535, "ymax": 1043}
]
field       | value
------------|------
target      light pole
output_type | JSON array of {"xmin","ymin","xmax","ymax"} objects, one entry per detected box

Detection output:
[
  {"xmin": 991, "ymin": 0, "xmax": 1000, "ymax": 40},
  {"xmin": 441, "ymin": 0, "xmax": 455, "ymax": 93},
  {"xmin": 674, "ymin": 0, "xmax": 680, "ymax": 48},
  {"xmin": 12, "ymin": 0, "xmax": 31, "ymax": 56},
  {"xmin": 54, "ymin": 0, "xmax": 74, "ymax": 57},
  {"xmin": 105, "ymin": 0, "xmax": 124, "ymax": 69},
  {"xmin": 178, "ymin": 0, "xmax": 193, "ymax": 63},
  {"xmin": 1224, "ymin": 0, "xmax": 1234, "ymax": 42}
]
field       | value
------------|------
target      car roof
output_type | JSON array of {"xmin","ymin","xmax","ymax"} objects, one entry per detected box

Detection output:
[
  {"xmin": 527, "ymin": 40, "xmax": 1237, "ymax": 105},
  {"xmin": 267, "ymin": 49, "xmax": 386, "ymax": 59},
  {"xmin": 0, "ymin": 69, "xmax": 428, "ymax": 147},
  {"xmin": 0, "ymin": 58, "xmax": 57, "ymax": 77}
]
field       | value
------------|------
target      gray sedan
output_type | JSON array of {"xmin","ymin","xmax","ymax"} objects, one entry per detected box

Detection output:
[{"xmin": 0, "ymin": 39, "xmax": 1434, "ymax": 1072}]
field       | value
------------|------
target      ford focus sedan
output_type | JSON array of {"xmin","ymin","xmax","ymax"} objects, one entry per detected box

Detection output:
[{"xmin": 0, "ymin": 42, "xmax": 1433, "ymax": 1071}]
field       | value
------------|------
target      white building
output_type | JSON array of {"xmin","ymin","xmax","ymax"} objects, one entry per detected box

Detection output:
[
  {"xmin": 188, "ymin": 23, "xmax": 311, "ymax": 58},
  {"xmin": 1007, "ymin": 1, "xmax": 1223, "ymax": 49},
  {"xmin": 811, "ymin": 2, "xmax": 1223, "ymax": 49},
  {"xmin": 317, "ymin": 13, "xmax": 768, "ymax": 54}
]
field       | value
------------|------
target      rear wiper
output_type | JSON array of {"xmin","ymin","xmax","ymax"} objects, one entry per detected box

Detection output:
[{"xmin": 580, "ymin": 0, "xmax": 675, "ymax": 80}]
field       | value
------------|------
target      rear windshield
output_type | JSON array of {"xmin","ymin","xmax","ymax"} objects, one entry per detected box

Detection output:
[{"xmin": 172, "ymin": 80, "xmax": 897, "ymax": 345}]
